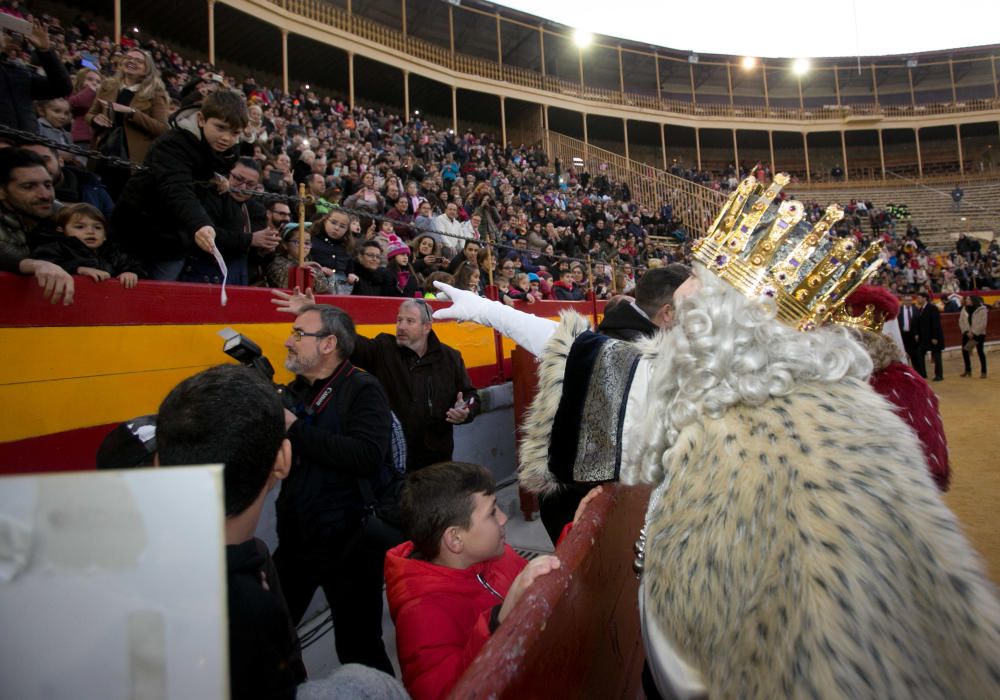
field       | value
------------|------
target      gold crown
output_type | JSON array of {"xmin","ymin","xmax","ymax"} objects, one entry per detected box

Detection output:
[{"xmin": 691, "ymin": 174, "xmax": 884, "ymax": 331}]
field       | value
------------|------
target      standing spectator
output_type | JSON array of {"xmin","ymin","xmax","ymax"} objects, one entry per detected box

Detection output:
[
  {"xmin": 275, "ymin": 304, "xmax": 398, "ymax": 675},
  {"xmin": 87, "ymin": 48, "xmax": 170, "ymax": 197},
  {"xmin": 351, "ymin": 299, "xmax": 479, "ymax": 471},
  {"xmin": 110, "ymin": 90, "xmax": 248, "ymax": 280},
  {"xmin": 951, "ymin": 184, "xmax": 964, "ymax": 213},
  {"xmin": 311, "ymin": 209, "xmax": 355, "ymax": 294},
  {"xmin": 0, "ymin": 20, "xmax": 72, "ymax": 133},
  {"xmin": 0, "ymin": 149, "xmax": 74, "ymax": 304},
  {"xmin": 68, "ymin": 68, "xmax": 101, "ymax": 148},
  {"xmin": 914, "ymin": 291, "xmax": 944, "ymax": 381},
  {"xmin": 959, "ymin": 295, "xmax": 988, "ymax": 378},
  {"xmin": 898, "ymin": 294, "xmax": 921, "ymax": 368}
]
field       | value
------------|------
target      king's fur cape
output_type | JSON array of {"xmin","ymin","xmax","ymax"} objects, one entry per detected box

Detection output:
[{"xmin": 520, "ymin": 313, "xmax": 1000, "ymax": 697}]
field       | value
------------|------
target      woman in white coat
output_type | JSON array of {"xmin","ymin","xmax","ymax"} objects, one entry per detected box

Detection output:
[{"xmin": 959, "ymin": 295, "xmax": 989, "ymax": 377}]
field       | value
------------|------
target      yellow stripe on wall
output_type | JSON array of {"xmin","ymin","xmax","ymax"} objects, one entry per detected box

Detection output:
[{"xmin": 0, "ymin": 320, "xmax": 525, "ymax": 442}]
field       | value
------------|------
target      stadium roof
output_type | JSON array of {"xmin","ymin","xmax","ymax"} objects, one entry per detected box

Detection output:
[{"xmin": 492, "ymin": 0, "xmax": 1000, "ymax": 58}]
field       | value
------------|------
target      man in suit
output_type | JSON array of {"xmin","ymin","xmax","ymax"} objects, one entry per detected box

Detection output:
[
  {"xmin": 898, "ymin": 295, "xmax": 921, "ymax": 368},
  {"xmin": 914, "ymin": 291, "xmax": 945, "ymax": 381}
]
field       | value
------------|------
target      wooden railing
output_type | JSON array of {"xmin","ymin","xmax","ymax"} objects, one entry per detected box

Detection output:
[
  {"xmin": 263, "ymin": 0, "xmax": 1000, "ymax": 124},
  {"xmin": 544, "ymin": 131, "xmax": 727, "ymax": 239}
]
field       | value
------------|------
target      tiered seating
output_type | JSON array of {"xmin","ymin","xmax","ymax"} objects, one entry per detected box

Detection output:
[{"xmin": 790, "ymin": 180, "xmax": 1000, "ymax": 250}]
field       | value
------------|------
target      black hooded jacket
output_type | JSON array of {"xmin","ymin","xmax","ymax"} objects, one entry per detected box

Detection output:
[{"xmin": 111, "ymin": 106, "xmax": 237, "ymax": 263}]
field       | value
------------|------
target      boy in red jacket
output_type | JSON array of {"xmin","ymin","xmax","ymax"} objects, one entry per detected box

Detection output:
[{"xmin": 384, "ymin": 462, "xmax": 561, "ymax": 700}]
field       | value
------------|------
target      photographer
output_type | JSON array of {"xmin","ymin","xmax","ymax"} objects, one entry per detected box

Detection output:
[{"xmin": 274, "ymin": 303, "xmax": 398, "ymax": 675}]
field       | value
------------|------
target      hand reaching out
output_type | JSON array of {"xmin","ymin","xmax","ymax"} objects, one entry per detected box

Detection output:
[
  {"xmin": 271, "ymin": 286, "xmax": 315, "ymax": 314},
  {"xmin": 194, "ymin": 226, "xmax": 216, "ymax": 253}
]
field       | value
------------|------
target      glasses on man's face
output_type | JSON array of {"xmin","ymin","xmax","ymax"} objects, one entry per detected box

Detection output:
[
  {"xmin": 290, "ymin": 328, "xmax": 330, "ymax": 342},
  {"xmin": 230, "ymin": 172, "xmax": 257, "ymax": 187},
  {"xmin": 361, "ymin": 252, "xmax": 381, "ymax": 260}
]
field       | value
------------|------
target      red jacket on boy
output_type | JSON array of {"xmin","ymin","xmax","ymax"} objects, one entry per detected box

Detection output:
[{"xmin": 384, "ymin": 541, "xmax": 527, "ymax": 700}]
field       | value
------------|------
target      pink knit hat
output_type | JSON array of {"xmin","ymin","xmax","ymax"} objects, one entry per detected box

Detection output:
[{"xmin": 386, "ymin": 233, "xmax": 410, "ymax": 259}]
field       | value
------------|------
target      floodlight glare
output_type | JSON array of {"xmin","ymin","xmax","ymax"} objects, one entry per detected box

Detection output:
[
  {"xmin": 792, "ymin": 58, "xmax": 811, "ymax": 76},
  {"xmin": 741, "ymin": 56, "xmax": 757, "ymax": 70},
  {"xmin": 573, "ymin": 29, "xmax": 592, "ymax": 48}
]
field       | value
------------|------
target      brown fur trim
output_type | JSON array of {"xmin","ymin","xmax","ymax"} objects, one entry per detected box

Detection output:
[{"xmin": 517, "ymin": 311, "xmax": 592, "ymax": 495}]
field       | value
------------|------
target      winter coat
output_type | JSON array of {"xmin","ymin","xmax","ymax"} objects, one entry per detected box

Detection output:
[
  {"xmin": 110, "ymin": 107, "xmax": 237, "ymax": 263},
  {"xmin": 227, "ymin": 538, "xmax": 306, "ymax": 700},
  {"xmin": 352, "ymin": 331, "xmax": 478, "ymax": 471},
  {"xmin": 959, "ymin": 305, "xmax": 988, "ymax": 337},
  {"xmin": 87, "ymin": 78, "xmax": 170, "ymax": 164},
  {"xmin": 0, "ymin": 51, "xmax": 71, "ymax": 132},
  {"xmin": 31, "ymin": 235, "xmax": 144, "ymax": 278},
  {"xmin": 384, "ymin": 541, "xmax": 527, "ymax": 700},
  {"xmin": 279, "ymin": 362, "xmax": 394, "ymax": 549},
  {"xmin": 351, "ymin": 264, "xmax": 395, "ymax": 296}
]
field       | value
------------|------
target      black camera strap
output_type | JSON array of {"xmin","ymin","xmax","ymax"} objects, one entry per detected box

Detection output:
[{"xmin": 303, "ymin": 361, "xmax": 355, "ymax": 419}]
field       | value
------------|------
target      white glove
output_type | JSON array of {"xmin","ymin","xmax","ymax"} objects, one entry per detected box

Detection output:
[{"xmin": 433, "ymin": 281, "xmax": 558, "ymax": 357}]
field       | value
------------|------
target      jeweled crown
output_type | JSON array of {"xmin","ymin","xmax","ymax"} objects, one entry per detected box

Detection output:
[{"xmin": 691, "ymin": 174, "xmax": 884, "ymax": 331}]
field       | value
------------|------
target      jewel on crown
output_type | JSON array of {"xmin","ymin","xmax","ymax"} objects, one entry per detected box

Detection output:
[{"xmin": 692, "ymin": 174, "xmax": 883, "ymax": 331}]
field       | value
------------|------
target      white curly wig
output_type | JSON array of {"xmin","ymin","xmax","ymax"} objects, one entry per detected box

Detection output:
[{"xmin": 626, "ymin": 263, "xmax": 874, "ymax": 485}]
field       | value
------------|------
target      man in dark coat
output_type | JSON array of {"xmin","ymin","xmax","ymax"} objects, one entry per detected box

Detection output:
[
  {"xmin": 914, "ymin": 291, "xmax": 945, "ymax": 381},
  {"xmin": 0, "ymin": 22, "xmax": 71, "ymax": 133},
  {"xmin": 276, "ymin": 304, "xmax": 398, "ymax": 675},
  {"xmin": 352, "ymin": 298, "xmax": 479, "ymax": 472},
  {"xmin": 156, "ymin": 365, "xmax": 306, "ymax": 700}
]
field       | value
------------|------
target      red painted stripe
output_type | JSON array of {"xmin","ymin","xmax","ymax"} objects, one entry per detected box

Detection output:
[
  {"xmin": 0, "ymin": 273, "xmax": 602, "ymax": 327},
  {"xmin": 0, "ymin": 423, "xmax": 113, "ymax": 474}
]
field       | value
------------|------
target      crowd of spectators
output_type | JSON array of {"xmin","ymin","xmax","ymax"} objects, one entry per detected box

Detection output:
[{"xmin": 0, "ymin": 4, "xmax": 699, "ymax": 308}]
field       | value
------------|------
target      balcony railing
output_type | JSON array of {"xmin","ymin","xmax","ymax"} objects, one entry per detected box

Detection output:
[{"xmin": 267, "ymin": 0, "xmax": 1000, "ymax": 123}]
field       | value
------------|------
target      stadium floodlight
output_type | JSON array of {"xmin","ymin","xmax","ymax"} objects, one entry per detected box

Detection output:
[
  {"xmin": 906, "ymin": 59, "xmax": 919, "ymax": 68},
  {"xmin": 792, "ymin": 58, "xmax": 811, "ymax": 76},
  {"xmin": 688, "ymin": 53, "xmax": 699, "ymax": 64},
  {"xmin": 741, "ymin": 56, "xmax": 757, "ymax": 70},
  {"xmin": 573, "ymin": 29, "xmax": 592, "ymax": 48}
]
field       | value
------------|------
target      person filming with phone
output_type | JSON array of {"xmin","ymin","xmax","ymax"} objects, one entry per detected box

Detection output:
[{"xmin": 275, "ymin": 292, "xmax": 479, "ymax": 472}]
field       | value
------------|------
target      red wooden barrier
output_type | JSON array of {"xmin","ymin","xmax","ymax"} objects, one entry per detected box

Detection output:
[{"xmin": 449, "ymin": 483, "xmax": 651, "ymax": 700}]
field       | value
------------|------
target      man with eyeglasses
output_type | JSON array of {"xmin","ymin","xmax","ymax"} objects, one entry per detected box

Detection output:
[
  {"xmin": 274, "ymin": 303, "xmax": 399, "ymax": 676},
  {"xmin": 180, "ymin": 157, "xmax": 269, "ymax": 285},
  {"xmin": 350, "ymin": 240, "xmax": 395, "ymax": 296}
]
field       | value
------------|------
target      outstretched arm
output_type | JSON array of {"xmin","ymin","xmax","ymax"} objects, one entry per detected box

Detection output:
[{"xmin": 432, "ymin": 281, "xmax": 559, "ymax": 357}]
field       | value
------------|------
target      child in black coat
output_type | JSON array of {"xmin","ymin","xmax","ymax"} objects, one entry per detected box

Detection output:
[{"xmin": 32, "ymin": 203, "xmax": 144, "ymax": 287}]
